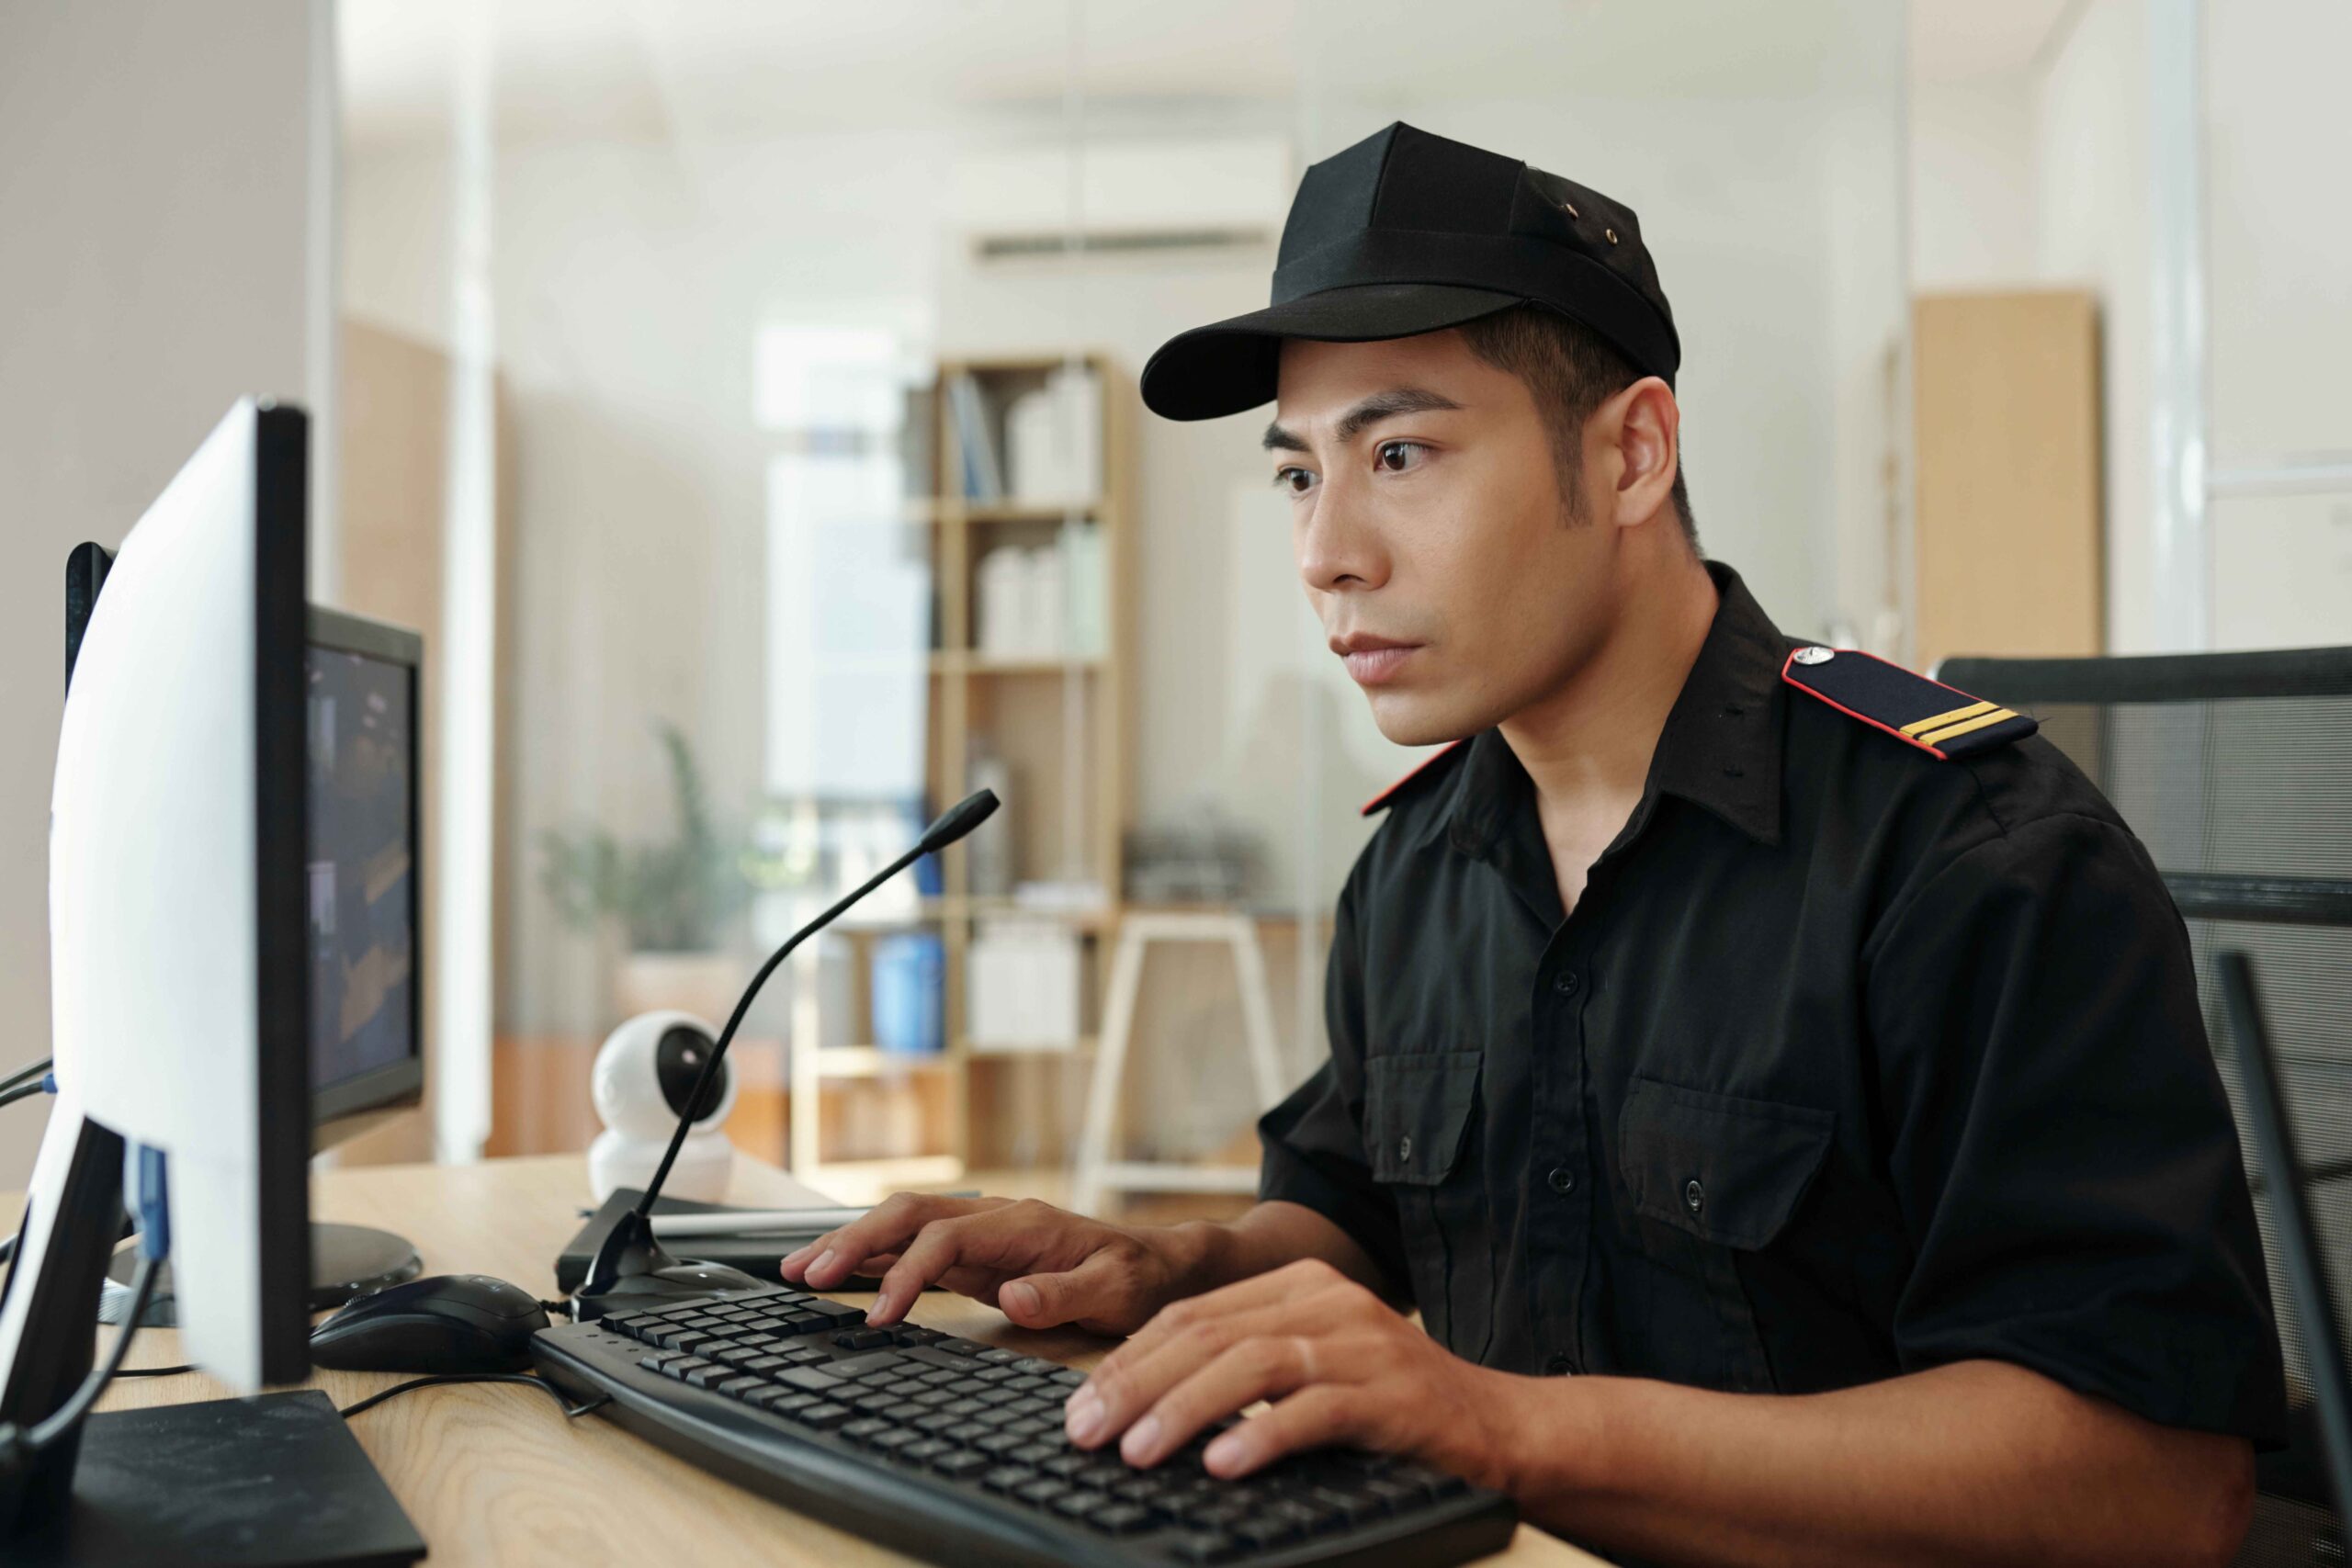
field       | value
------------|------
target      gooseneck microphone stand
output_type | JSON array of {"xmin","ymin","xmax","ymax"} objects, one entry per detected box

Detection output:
[{"xmin": 572, "ymin": 791, "xmax": 1000, "ymax": 1319}]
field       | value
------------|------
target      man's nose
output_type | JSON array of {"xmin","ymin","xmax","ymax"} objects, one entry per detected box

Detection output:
[{"xmin": 1296, "ymin": 472, "xmax": 1387, "ymax": 595}]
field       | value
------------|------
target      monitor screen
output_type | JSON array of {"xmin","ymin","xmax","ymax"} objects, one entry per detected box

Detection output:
[{"xmin": 305, "ymin": 641, "xmax": 417, "ymax": 1094}]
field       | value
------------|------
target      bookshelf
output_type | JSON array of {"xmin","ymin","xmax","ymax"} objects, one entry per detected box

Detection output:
[{"xmin": 786, "ymin": 352, "xmax": 1134, "ymax": 1201}]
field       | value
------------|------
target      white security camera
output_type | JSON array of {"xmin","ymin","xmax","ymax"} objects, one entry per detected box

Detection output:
[{"xmin": 588, "ymin": 1010, "xmax": 738, "ymax": 1202}]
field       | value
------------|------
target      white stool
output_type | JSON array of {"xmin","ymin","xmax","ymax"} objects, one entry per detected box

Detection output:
[{"xmin": 1070, "ymin": 910, "xmax": 1287, "ymax": 1216}]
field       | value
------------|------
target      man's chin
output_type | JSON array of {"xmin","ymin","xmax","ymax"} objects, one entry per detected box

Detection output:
[{"xmin": 1362, "ymin": 689, "xmax": 1484, "ymax": 750}]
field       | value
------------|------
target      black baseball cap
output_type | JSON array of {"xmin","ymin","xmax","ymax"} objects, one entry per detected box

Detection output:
[{"xmin": 1141, "ymin": 121, "xmax": 1679, "ymax": 422}]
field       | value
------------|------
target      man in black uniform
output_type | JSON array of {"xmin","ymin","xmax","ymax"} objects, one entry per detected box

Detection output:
[{"xmin": 785, "ymin": 123, "xmax": 2284, "ymax": 1564}]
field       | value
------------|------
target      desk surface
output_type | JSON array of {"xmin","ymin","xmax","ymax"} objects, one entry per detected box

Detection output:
[{"xmin": 13, "ymin": 1155, "xmax": 1602, "ymax": 1567}]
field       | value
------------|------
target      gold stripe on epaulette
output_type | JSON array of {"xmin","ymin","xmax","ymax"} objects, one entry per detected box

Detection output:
[
  {"xmin": 1917, "ymin": 707, "xmax": 2019, "ymax": 746},
  {"xmin": 1900, "ymin": 699, "xmax": 1996, "ymax": 737}
]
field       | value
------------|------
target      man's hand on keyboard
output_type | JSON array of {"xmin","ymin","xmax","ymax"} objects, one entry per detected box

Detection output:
[
  {"xmin": 1063, "ymin": 1258, "xmax": 1523, "ymax": 1491},
  {"xmin": 780, "ymin": 1193, "xmax": 1193, "ymax": 1336}
]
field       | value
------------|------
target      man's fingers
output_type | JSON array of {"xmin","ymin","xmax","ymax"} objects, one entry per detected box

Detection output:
[
  {"xmin": 1072, "ymin": 1302, "xmax": 1329, "ymax": 1449},
  {"xmin": 1110, "ymin": 1336, "xmax": 1329, "ymax": 1468},
  {"xmin": 1202, "ymin": 1384, "xmax": 1381, "ymax": 1478},
  {"xmin": 1110, "ymin": 1258, "xmax": 1356, "ymax": 1364},
  {"xmin": 869, "ymin": 1201, "xmax": 1073, "ymax": 1322},
  {"xmin": 1000, "ymin": 1250, "xmax": 1146, "ymax": 1333},
  {"xmin": 780, "ymin": 1193, "xmax": 1008, "ymax": 1290}
]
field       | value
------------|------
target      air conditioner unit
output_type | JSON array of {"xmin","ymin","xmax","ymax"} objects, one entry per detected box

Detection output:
[{"xmin": 953, "ymin": 136, "xmax": 1291, "ymax": 265}]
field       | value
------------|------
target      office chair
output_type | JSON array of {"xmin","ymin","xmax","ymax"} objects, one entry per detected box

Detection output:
[{"xmin": 1938, "ymin": 645, "xmax": 2352, "ymax": 1567}]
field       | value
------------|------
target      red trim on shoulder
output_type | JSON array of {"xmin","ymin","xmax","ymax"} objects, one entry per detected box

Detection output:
[
  {"xmin": 1361, "ymin": 740, "xmax": 1468, "ymax": 816},
  {"xmin": 1780, "ymin": 648, "xmax": 1973, "ymax": 761}
]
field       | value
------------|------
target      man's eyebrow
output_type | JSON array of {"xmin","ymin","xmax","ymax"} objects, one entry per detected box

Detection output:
[{"xmin": 1261, "ymin": 387, "xmax": 1465, "ymax": 455}]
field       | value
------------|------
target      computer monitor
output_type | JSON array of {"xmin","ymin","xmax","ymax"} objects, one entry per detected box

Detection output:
[
  {"xmin": 0, "ymin": 400, "xmax": 315, "ymax": 1466},
  {"xmin": 306, "ymin": 607, "xmax": 424, "ymax": 1152},
  {"xmin": 73, "ymin": 552, "xmax": 428, "ymax": 1317}
]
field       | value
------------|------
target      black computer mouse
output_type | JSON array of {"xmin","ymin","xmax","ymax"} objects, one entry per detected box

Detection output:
[{"xmin": 310, "ymin": 1272, "xmax": 552, "ymax": 1374}]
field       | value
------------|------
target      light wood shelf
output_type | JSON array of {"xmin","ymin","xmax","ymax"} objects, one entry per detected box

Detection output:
[{"xmin": 789, "ymin": 350, "xmax": 1136, "ymax": 1190}]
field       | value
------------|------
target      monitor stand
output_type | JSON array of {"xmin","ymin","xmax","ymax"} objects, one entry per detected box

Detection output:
[{"xmin": 102, "ymin": 1224, "xmax": 423, "ymax": 1325}]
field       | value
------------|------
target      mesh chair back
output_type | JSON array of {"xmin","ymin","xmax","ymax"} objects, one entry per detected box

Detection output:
[{"xmin": 1939, "ymin": 647, "xmax": 2352, "ymax": 1567}]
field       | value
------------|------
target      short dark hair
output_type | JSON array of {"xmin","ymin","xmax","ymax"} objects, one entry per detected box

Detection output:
[{"xmin": 1456, "ymin": 303, "xmax": 1698, "ymax": 549}]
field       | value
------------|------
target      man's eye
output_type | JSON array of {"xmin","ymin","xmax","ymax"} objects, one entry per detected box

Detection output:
[
  {"xmin": 1272, "ymin": 466, "xmax": 1316, "ymax": 495},
  {"xmin": 1376, "ymin": 440, "xmax": 1427, "ymax": 472}
]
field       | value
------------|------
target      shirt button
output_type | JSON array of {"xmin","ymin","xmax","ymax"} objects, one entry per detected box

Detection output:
[
  {"xmin": 1546, "ymin": 1167, "xmax": 1576, "ymax": 1195},
  {"xmin": 1552, "ymin": 971, "xmax": 1579, "ymax": 996},
  {"xmin": 1396, "ymin": 1135, "xmax": 1412, "ymax": 1163},
  {"xmin": 1545, "ymin": 1354, "xmax": 1574, "ymax": 1375},
  {"xmin": 1684, "ymin": 1179, "xmax": 1705, "ymax": 1215}
]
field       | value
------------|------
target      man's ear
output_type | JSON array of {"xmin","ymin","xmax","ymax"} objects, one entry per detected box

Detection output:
[{"xmin": 1589, "ymin": 376, "xmax": 1680, "ymax": 529}]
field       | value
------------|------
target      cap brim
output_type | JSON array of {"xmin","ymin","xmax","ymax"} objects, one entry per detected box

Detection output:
[{"xmin": 1140, "ymin": 282, "xmax": 1524, "ymax": 422}]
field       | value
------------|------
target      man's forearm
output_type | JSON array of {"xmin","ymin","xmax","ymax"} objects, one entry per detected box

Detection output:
[
  {"xmin": 1154, "ymin": 1201, "xmax": 1386, "ymax": 1303},
  {"xmin": 1504, "ymin": 1359, "xmax": 2252, "ymax": 1568}
]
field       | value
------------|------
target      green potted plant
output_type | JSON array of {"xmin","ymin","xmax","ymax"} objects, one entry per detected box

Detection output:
[{"xmin": 539, "ymin": 721, "xmax": 751, "ymax": 1023}]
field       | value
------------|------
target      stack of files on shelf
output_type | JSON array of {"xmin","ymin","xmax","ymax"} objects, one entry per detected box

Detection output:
[
  {"xmin": 1003, "ymin": 363, "xmax": 1102, "ymax": 506},
  {"xmin": 975, "ymin": 523, "xmax": 1103, "ymax": 660},
  {"xmin": 965, "ymin": 919, "xmax": 1082, "ymax": 1052}
]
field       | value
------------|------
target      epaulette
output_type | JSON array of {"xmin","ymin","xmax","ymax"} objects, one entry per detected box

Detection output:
[
  {"xmin": 1361, "ymin": 740, "xmax": 1468, "ymax": 816},
  {"xmin": 1781, "ymin": 646, "xmax": 2037, "ymax": 760}
]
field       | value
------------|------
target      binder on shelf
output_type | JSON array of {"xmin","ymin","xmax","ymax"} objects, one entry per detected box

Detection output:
[{"xmin": 947, "ymin": 373, "xmax": 1003, "ymax": 503}]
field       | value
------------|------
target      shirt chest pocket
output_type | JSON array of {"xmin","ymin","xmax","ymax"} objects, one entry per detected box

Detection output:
[
  {"xmin": 1363, "ymin": 1051, "xmax": 1492, "ymax": 1358},
  {"xmin": 1616, "ymin": 1076, "xmax": 1834, "ymax": 1391}
]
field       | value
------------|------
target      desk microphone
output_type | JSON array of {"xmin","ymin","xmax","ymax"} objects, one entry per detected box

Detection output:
[{"xmin": 573, "ymin": 790, "xmax": 1001, "ymax": 1318}]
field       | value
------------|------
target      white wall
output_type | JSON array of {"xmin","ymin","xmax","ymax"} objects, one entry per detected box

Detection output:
[
  {"xmin": 343, "ymin": 75, "xmax": 1907, "ymax": 1051},
  {"xmin": 1909, "ymin": 0, "xmax": 2352, "ymax": 654},
  {"xmin": 0, "ymin": 2, "xmax": 328, "ymax": 1188}
]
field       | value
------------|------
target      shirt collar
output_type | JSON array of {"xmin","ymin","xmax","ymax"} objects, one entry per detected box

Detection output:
[{"xmin": 1423, "ymin": 558, "xmax": 1788, "ymax": 857}]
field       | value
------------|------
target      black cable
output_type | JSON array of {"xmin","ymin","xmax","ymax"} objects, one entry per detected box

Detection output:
[
  {"xmin": 0, "ymin": 1077, "xmax": 51, "ymax": 1111},
  {"xmin": 336, "ymin": 1372, "xmax": 612, "ymax": 1421},
  {"xmin": 27, "ymin": 1255, "xmax": 160, "ymax": 1449},
  {"xmin": 114, "ymin": 1363, "xmax": 196, "ymax": 1378},
  {"xmin": 0, "ymin": 1056, "xmax": 51, "ymax": 1096}
]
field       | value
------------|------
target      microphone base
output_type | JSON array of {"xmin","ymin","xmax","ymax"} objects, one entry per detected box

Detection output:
[{"xmin": 571, "ymin": 1208, "xmax": 767, "ymax": 1322}]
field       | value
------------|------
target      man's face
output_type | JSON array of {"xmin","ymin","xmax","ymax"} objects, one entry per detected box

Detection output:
[{"xmin": 1268, "ymin": 329, "xmax": 1621, "ymax": 746}]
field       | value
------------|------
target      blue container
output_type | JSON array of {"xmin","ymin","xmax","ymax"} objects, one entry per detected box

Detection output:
[{"xmin": 871, "ymin": 932, "xmax": 944, "ymax": 1055}]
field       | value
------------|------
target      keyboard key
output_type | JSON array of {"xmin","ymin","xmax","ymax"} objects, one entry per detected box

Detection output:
[
  {"xmin": 898, "ymin": 1437, "xmax": 952, "ymax": 1466},
  {"xmin": 1013, "ymin": 1478, "xmax": 1072, "ymax": 1508},
  {"xmin": 1091, "ymin": 1502, "xmax": 1154, "ymax": 1535},
  {"xmin": 938, "ymin": 1337, "xmax": 990, "ymax": 1357},
  {"xmin": 933, "ymin": 1449, "xmax": 990, "ymax": 1479},
  {"xmin": 804, "ymin": 1299, "xmax": 864, "ymax": 1320},
  {"xmin": 684, "ymin": 1364, "xmax": 736, "ymax": 1389},
  {"xmin": 749, "ymin": 1390, "xmax": 815, "ymax": 1416},
  {"xmin": 1009, "ymin": 1442, "xmax": 1060, "ymax": 1466},
  {"xmin": 982, "ymin": 1465, "xmax": 1037, "ymax": 1492},
  {"xmin": 841, "ymin": 1418, "xmax": 892, "ymax": 1445},
  {"xmin": 833, "ymin": 1328, "xmax": 893, "ymax": 1351},
  {"xmin": 978, "ymin": 1348, "xmax": 1025, "ymax": 1364},
  {"xmin": 869, "ymin": 1429, "xmax": 922, "ymax": 1456},
  {"xmin": 1163, "ymin": 1531, "xmax": 1239, "ymax": 1563},
  {"xmin": 636, "ymin": 1351, "xmax": 687, "ymax": 1373},
  {"xmin": 895, "ymin": 1326, "xmax": 946, "ymax": 1345},
  {"xmin": 777, "ymin": 1368, "xmax": 845, "ymax": 1394},
  {"xmin": 740, "ymin": 1355, "xmax": 789, "ymax": 1373},
  {"xmin": 716, "ymin": 1376, "xmax": 768, "ymax": 1399},
  {"xmin": 1050, "ymin": 1491, "xmax": 1107, "ymax": 1522},
  {"xmin": 796, "ymin": 1403, "xmax": 851, "ymax": 1428}
]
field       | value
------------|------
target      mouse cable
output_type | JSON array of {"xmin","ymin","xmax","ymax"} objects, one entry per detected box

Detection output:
[
  {"xmin": 337, "ymin": 1372, "xmax": 613, "ymax": 1421},
  {"xmin": 0, "ymin": 1072, "xmax": 56, "ymax": 1111},
  {"xmin": 115, "ymin": 1363, "xmax": 196, "ymax": 1378}
]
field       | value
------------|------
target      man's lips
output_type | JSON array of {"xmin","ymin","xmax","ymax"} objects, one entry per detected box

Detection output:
[{"xmin": 1329, "ymin": 635, "xmax": 1424, "ymax": 685}]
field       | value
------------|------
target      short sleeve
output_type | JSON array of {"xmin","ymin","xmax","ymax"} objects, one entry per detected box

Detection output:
[
  {"xmin": 1257, "ymin": 874, "xmax": 1408, "ymax": 1295},
  {"xmin": 1865, "ymin": 812, "xmax": 2287, "ymax": 1444}
]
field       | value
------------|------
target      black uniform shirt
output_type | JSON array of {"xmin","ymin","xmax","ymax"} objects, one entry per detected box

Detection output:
[{"xmin": 1260, "ymin": 560, "xmax": 2285, "ymax": 1444}]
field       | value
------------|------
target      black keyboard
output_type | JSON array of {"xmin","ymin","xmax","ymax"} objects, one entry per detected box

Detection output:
[{"xmin": 533, "ymin": 1285, "xmax": 1517, "ymax": 1567}]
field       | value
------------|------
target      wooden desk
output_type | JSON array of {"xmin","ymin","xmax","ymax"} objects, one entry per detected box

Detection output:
[{"xmin": 17, "ymin": 1155, "xmax": 1603, "ymax": 1566}]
